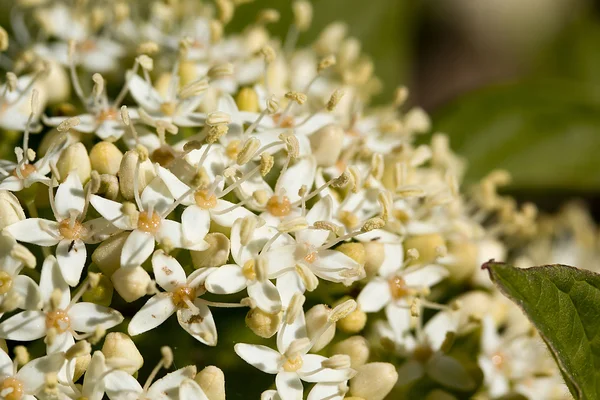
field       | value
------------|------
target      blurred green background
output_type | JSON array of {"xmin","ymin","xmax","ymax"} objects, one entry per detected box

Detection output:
[{"xmin": 232, "ymin": 0, "xmax": 600, "ymax": 215}]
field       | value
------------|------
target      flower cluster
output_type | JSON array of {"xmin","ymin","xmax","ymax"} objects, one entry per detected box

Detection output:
[{"xmin": 0, "ymin": 0, "xmax": 575, "ymax": 399}]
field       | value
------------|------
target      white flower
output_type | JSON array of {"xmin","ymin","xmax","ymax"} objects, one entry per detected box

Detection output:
[
  {"xmin": 90, "ymin": 175, "xmax": 196, "ymax": 268},
  {"xmin": 5, "ymin": 172, "xmax": 109, "ymax": 286},
  {"xmin": 0, "ymin": 74, "xmax": 46, "ymax": 131},
  {"xmin": 235, "ymin": 303, "xmax": 355, "ymax": 400},
  {"xmin": 104, "ymin": 365, "xmax": 197, "ymax": 400},
  {"xmin": 0, "ymin": 256, "xmax": 123, "ymax": 354},
  {"xmin": 0, "ymin": 348, "xmax": 66, "ymax": 400},
  {"xmin": 128, "ymin": 251, "xmax": 218, "ymax": 346}
]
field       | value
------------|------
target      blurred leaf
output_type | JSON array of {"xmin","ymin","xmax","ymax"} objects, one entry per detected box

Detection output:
[
  {"xmin": 485, "ymin": 262, "xmax": 600, "ymax": 399},
  {"xmin": 434, "ymin": 80, "xmax": 600, "ymax": 190}
]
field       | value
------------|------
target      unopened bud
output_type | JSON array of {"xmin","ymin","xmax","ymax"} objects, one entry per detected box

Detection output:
[
  {"xmin": 309, "ymin": 124, "xmax": 344, "ymax": 167},
  {"xmin": 350, "ymin": 363, "xmax": 398, "ymax": 400},
  {"xmin": 195, "ymin": 366, "xmax": 226, "ymax": 400},
  {"xmin": 90, "ymin": 142, "xmax": 123, "ymax": 176},
  {"xmin": 118, "ymin": 151, "xmax": 156, "ymax": 200},
  {"xmin": 191, "ymin": 233, "xmax": 230, "ymax": 269},
  {"xmin": 57, "ymin": 142, "xmax": 91, "ymax": 183},
  {"xmin": 236, "ymin": 87, "xmax": 260, "ymax": 113},
  {"xmin": 0, "ymin": 26, "xmax": 8, "ymax": 51},
  {"xmin": 0, "ymin": 191, "xmax": 25, "ymax": 230},
  {"xmin": 245, "ymin": 307, "xmax": 281, "ymax": 338},
  {"xmin": 332, "ymin": 336, "xmax": 370, "ymax": 368},
  {"xmin": 111, "ymin": 266, "xmax": 151, "ymax": 303}
]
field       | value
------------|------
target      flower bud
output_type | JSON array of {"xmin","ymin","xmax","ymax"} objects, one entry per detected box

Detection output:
[
  {"xmin": 111, "ymin": 266, "xmax": 151, "ymax": 303},
  {"xmin": 190, "ymin": 233, "xmax": 230, "ymax": 269},
  {"xmin": 102, "ymin": 332, "xmax": 144, "ymax": 374},
  {"xmin": 443, "ymin": 240, "xmax": 478, "ymax": 283},
  {"xmin": 118, "ymin": 150, "xmax": 156, "ymax": 200},
  {"xmin": 73, "ymin": 354, "xmax": 91, "ymax": 382},
  {"xmin": 349, "ymin": 362, "xmax": 398, "ymax": 400},
  {"xmin": 82, "ymin": 273, "xmax": 114, "ymax": 307},
  {"xmin": 235, "ymin": 87, "xmax": 259, "ymax": 113},
  {"xmin": 245, "ymin": 307, "xmax": 281, "ymax": 338},
  {"xmin": 404, "ymin": 107, "xmax": 431, "ymax": 134},
  {"xmin": 92, "ymin": 231, "xmax": 130, "ymax": 276},
  {"xmin": 0, "ymin": 191, "xmax": 25, "ymax": 230},
  {"xmin": 309, "ymin": 124, "xmax": 344, "ymax": 167},
  {"xmin": 336, "ymin": 243, "xmax": 365, "ymax": 266},
  {"xmin": 56, "ymin": 142, "xmax": 91, "ymax": 183},
  {"xmin": 332, "ymin": 336, "xmax": 370, "ymax": 368},
  {"xmin": 404, "ymin": 233, "xmax": 445, "ymax": 265},
  {"xmin": 362, "ymin": 241, "xmax": 385, "ymax": 278},
  {"xmin": 90, "ymin": 142, "xmax": 123, "ymax": 176},
  {"xmin": 40, "ymin": 60, "xmax": 70, "ymax": 105},
  {"xmin": 336, "ymin": 302, "xmax": 366, "ymax": 334},
  {"xmin": 306, "ymin": 304, "xmax": 335, "ymax": 352},
  {"xmin": 195, "ymin": 365, "xmax": 226, "ymax": 400}
]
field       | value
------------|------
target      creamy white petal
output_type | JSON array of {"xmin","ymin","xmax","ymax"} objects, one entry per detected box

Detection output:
[
  {"xmin": 103, "ymin": 370, "xmax": 143, "ymax": 399},
  {"xmin": 82, "ymin": 351, "xmax": 107, "ymax": 400},
  {"xmin": 186, "ymin": 267, "xmax": 217, "ymax": 288},
  {"xmin": 385, "ymin": 301, "xmax": 412, "ymax": 339},
  {"xmin": 210, "ymin": 199, "xmax": 253, "ymax": 227},
  {"xmin": 147, "ymin": 366, "xmax": 197, "ymax": 399},
  {"xmin": 4, "ymin": 218, "xmax": 60, "ymax": 246},
  {"xmin": 56, "ymin": 239, "xmax": 87, "ymax": 286},
  {"xmin": 404, "ymin": 264, "xmax": 448, "ymax": 288},
  {"xmin": 17, "ymin": 352, "xmax": 66, "ymax": 394},
  {"xmin": 152, "ymin": 251, "xmax": 187, "ymax": 291},
  {"xmin": 312, "ymin": 250, "xmax": 361, "ymax": 283},
  {"xmin": 13, "ymin": 275, "xmax": 41, "ymax": 310},
  {"xmin": 0, "ymin": 348, "xmax": 12, "ymax": 377},
  {"xmin": 177, "ymin": 301, "xmax": 217, "ymax": 346},
  {"xmin": 0, "ymin": 311, "xmax": 46, "ymax": 340},
  {"xmin": 276, "ymin": 371, "xmax": 303, "ymax": 400},
  {"xmin": 231, "ymin": 220, "xmax": 287, "ymax": 265},
  {"xmin": 264, "ymin": 245, "xmax": 297, "ymax": 277},
  {"xmin": 205, "ymin": 264, "xmax": 246, "ymax": 294},
  {"xmin": 69, "ymin": 303, "xmax": 124, "ymax": 332},
  {"xmin": 156, "ymin": 219, "xmax": 187, "ymax": 250},
  {"xmin": 128, "ymin": 73, "xmax": 163, "ymax": 112},
  {"xmin": 307, "ymin": 383, "xmax": 346, "ymax": 400},
  {"xmin": 89, "ymin": 195, "xmax": 132, "ymax": 230},
  {"xmin": 179, "ymin": 379, "xmax": 209, "ymax": 400},
  {"xmin": 121, "ymin": 229, "xmax": 155, "ymax": 268},
  {"xmin": 305, "ymin": 196, "xmax": 333, "ymax": 225},
  {"xmin": 357, "ymin": 278, "xmax": 391, "ymax": 313},
  {"xmin": 424, "ymin": 311, "xmax": 457, "ymax": 351},
  {"xmin": 39, "ymin": 255, "xmax": 70, "ymax": 308},
  {"xmin": 247, "ymin": 280, "xmax": 281, "ymax": 314},
  {"xmin": 299, "ymin": 354, "xmax": 355, "ymax": 383},
  {"xmin": 54, "ymin": 172, "xmax": 85, "ymax": 220},
  {"xmin": 276, "ymin": 306, "xmax": 307, "ymax": 355},
  {"xmin": 181, "ymin": 206, "xmax": 211, "ymax": 247},
  {"xmin": 277, "ymin": 157, "xmax": 317, "ymax": 203},
  {"xmin": 96, "ymin": 120, "xmax": 125, "ymax": 141},
  {"xmin": 156, "ymin": 165, "xmax": 194, "ymax": 202},
  {"xmin": 46, "ymin": 331, "xmax": 74, "ymax": 354},
  {"xmin": 276, "ymin": 270, "xmax": 305, "ymax": 309},
  {"xmin": 128, "ymin": 294, "xmax": 176, "ymax": 336},
  {"xmin": 234, "ymin": 343, "xmax": 282, "ymax": 374}
]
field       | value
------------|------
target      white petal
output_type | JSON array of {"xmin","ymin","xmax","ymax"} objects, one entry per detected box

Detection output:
[
  {"xmin": 128, "ymin": 73, "xmax": 163, "ymax": 112},
  {"xmin": 0, "ymin": 176, "xmax": 24, "ymax": 191},
  {"xmin": 299, "ymin": 354, "xmax": 355, "ymax": 383},
  {"xmin": 82, "ymin": 351, "xmax": 107, "ymax": 400},
  {"xmin": 103, "ymin": 370, "xmax": 143, "ymax": 399},
  {"xmin": 156, "ymin": 165, "xmax": 194, "ymax": 201},
  {"xmin": 264, "ymin": 245, "xmax": 297, "ymax": 277},
  {"xmin": 152, "ymin": 250, "xmax": 187, "ymax": 291},
  {"xmin": 177, "ymin": 302, "xmax": 217, "ymax": 346},
  {"xmin": 121, "ymin": 229, "xmax": 155, "ymax": 268},
  {"xmin": 147, "ymin": 366, "xmax": 197, "ymax": 399},
  {"xmin": 277, "ymin": 307, "xmax": 307, "ymax": 355},
  {"xmin": 231, "ymin": 221, "xmax": 290, "ymax": 266},
  {"xmin": 39, "ymin": 255, "xmax": 70, "ymax": 308},
  {"xmin": 312, "ymin": 250, "xmax": 362, "ymax": 283},
  {"xmin": 0, "ymin": 311, "xmax": 46, "ymax": 340},
  {"xmin": 204, "ymin": 264, "xmax": 246, "ymax": 294},
  {"xmin": 157, "ymin": 219, "xmax": 187, "ymax": 250},
  {"xmin": 0, "ymin": 349, "xmax": 12, "ymax": 377},
  {"xmin": 96, "ymin": 120, "xmax": 125, "ymax": 141},
  {"xmin": 276, "ymin": 270, "xmax": 305, "ymax": 308},
  {"xmin": 247, "ymin": 280, "xmax": 281, "ymax": 313},
  {"xmin": 380, "ymin": 242, "xmax": 404, "ymax": 278},
  {"xmin": 307, "ymin": 383, "xmax": 345, "ymax": 400},
  {"xmin": 277, "ymin": 157, "xmax": 317, "ymax": 203},
  {"xmin": 83, "ymin": 217, "xmax": 122, "ymax": 244},
  {"xmin": 305, "ymin": 196, "xmax": 333, "ymax": 225},
  {"xmin": 89, "ymin": 195, "xmax": 132, "ymax": 230},
  {"xmin": 296, "ymin": 229, "xmax": 329, "ymax": 249},
  {"xmin": 4, "ymin": 218, "xmax": 60, "ymax": 246},
  {"xmin": 56, "ymin": 239, "xmax": 87, "ymax": 286},
  {"xmin": 181, "ymin": 206, "xmax": 210, "ymax": 247},
  {"xmin": 12, "ymin": 275, "xmax": 41, "ymax": 310},
  {"xmin": 385, "ymin": 302, "xmax": 412, "ymax": 339},
  {"xmin": 186, "ymin": 267, "xmax": 217, "ymax": 288},
  {"xmin": 141, "ymin": 177, "xmax": 174, "ymax": 216},
  {"xmin": 54, "ymin": 172, "xmax": 85, "ymax": 220},
  {"xmin": 276, "ymin": 371, "xmax": 303, "ymax": 400},
  {"xmin": 404, "ymin": 264, "xmax": 448, "ymax": 288},
  {"xmin": 46, "ymin": 331, "xmax": 74, "ymax": 354},
  {"xmin": 69, "ymin": 303, "xmax": 124, "ymax": 332},
  {"xmin": 179, "ymin": 379, "xmax": 209, "ymax": 400},
  {"xmin": 424, "ymin": 311, "xmax": 457, "ymax": 350},
  {"xmin": 357, "ymin": 278, "xmax": 391, "ymax": 312},
  {"xmin": 481, "ymin": 316, "xmax": 501, "ymax": 355},
  {"xmin": 234, "ymin": 343, "xmax": 281, "ymax": 374},
  {"xmin": 128, "ymin": 294, "xmax": 176, "ymax": 336},
  {"xmin": 18, "ymin": 353, "xmax": 66, "ymax": 393},
  {"xmin": 210, "ymin": 199, "xmax": 253, "ymax": 227}
]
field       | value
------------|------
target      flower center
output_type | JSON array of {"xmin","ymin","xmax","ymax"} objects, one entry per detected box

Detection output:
[
  {"xmin": 171, "ymin": 286, "xmax": 197, "ymax": 308},
  {"xmin": 303, "ymin": 251, "xmax": 317, "ymax": 264},
  {"xmin": 45, "ymin": 309, "xmax": 71, "ymax": 333},
  {"xmin": 194, "ymin": 190, "xmax": 217, "ymax": 209},
  {"xmin": 11, "ymin": 164, "xmax": 36, "ymax": 179},
  {"xmin": 272, "ymin": 113, "xmax": 295, "ymax": 128},
  {"xmin": 388, "ymin": 276, "xmax": 410, "ymax": 299},
  {"xmin": 160, "ymin": 101, "xmax": 177, "ymax": 116},
  {"xmin": 491, "ymin": 351, "xmax": 505, "ymax": 369},
  {"xmin": 97, "ymin": 107, "xmax": 118, "ymax": 122},
  {"xmin": 0, "ymin": 272, "xmax": 13, "ymax": 295},
  {"xmin": 58, "ymin": 219, "xmax": 87, "ymax": 241},
  {"xmin": 282, "ymin": 355, "xmax": 303, "ymax": 372},
  {"xmin": 266, "ymin": 195, "xmax": 291, "ymax": 217},
  {"xmin": 0, "ymin": 377, "xmax": 24, "ymax": 400},
  {"xmin": 242, "ymin": 260, "xmax": 256, "ymax": 281},
  {"xmin": 137, "ymin": 211, "xmax": 162, "ymax": 233}
]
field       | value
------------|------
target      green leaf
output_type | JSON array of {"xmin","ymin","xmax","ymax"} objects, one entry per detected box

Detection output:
[
  {"xmin": 433, "ymin": 80, "xmax": 600, "ymax": 190},
  {"xmin": 484, "ymin": 262, "xmax": 600, "ymax": 399}
]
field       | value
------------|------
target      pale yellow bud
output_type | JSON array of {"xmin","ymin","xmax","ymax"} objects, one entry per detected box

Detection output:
[
  {"xmin": 111, "ymin": 266, "xmax": 151, "ymax": 303},
  {"xmin": 40, "ymin": 61, "xmax": 70, "ymax": 105},
  {"xmin": 404, "ymin": 233, "xmax": 445, "ymax": 265},
  {"xmin": 306, "ymin": 304, "xmax": 335, "ymax": 352},
  {"xmin": 73, "ymin": 354, "xmax": 91, "ymax": 382},
  {"xmin": 195, "ymin": 366, "xmax": 226, "ymax": 400},
  {"xmin": 293, "ymin": 1, "xmax": 313, "ymax": 31},
  {"xmin": 210, "ymin": 20, "xmax": 224, "ymax": 44},
  {"xmin": 0, "ymin": 26, "xmax": 8, "ymax": 51},
  {"xmin": 235, "ymin": 87, "xmax": 260, "ymax": 113},
  {"xmin": 102, "ymin": 333, "xmax": 144, "ymax": 374},
  {"xmin": 66, "ymin": 341, "xmax": 91, "ymax": 360},
  {"xmin": 349, "ymin": 362, "xmax": 398, "ymax": 400},
  {"xmin": 90, "ymin": 142, "xmax": 123, "ymax": 176},
  {"xmin": 257, "ymin": 9, "xmax": 280, "ymax": 25},
  {"xmin": 56, "ymin": 142, "xmax": 91, "ymax": 183},
  {"xmin": 190, "ymin": 233, "xmax": 230, "ymax": 269},
  {"xmin": 118, "ymin": 151, "xmax": 156, "ymax": 200},
  {"xmin": 245, "ymin": 307, "xmax": 281, "ymax": 338},
  {"xmin": 362, "ymin": 241, "xmax": 385, "ymax": 277},
  {"xmin": 309, "ymin": 124, "xmax": 344, "ymax": 167},
  {"xmin": 404, "ymin": 107, "xmax": 431, "ymax": 133},
  {"xmin": 216, "ymin": 0, "xmax": 235, "ymax": 24},
  {"xmin": 336, "ymin": 243, "xmax": 365, "ymax": 266},
  {"xmin": 0, "ymin": 191, "xmax": 25, "ymax": 230},
  {"xmin": 443, "ymin": 240, "xmax": 479, "ymax": 283},
  {"xmin": 331, "ymin": 336, "xmax": 370, "ymax": 368}
]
